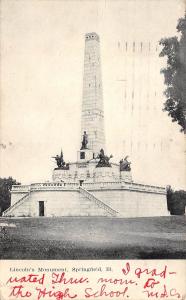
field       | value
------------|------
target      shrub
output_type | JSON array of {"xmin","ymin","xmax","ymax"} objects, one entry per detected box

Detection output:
[{"xmin": 167, "ymin": 187, "xmax": 186, "ymax": 215}]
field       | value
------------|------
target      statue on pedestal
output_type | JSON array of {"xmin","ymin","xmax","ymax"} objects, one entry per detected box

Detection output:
[
  {"xmin": 120, "ymin": 156, "xmax": 131, "ymax": 171},
  {"xmin": 81, "ymin": 131, "xmax": 88, "ymax": 150},
  {"xmin": 96, "ymin": 148, "xmax": 113, "ymax": 168},
  {"xmin": 52, "ymin": 150, "xmax": 69, "ymax": 170}
]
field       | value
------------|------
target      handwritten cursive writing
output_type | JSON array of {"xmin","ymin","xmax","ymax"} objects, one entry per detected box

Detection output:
[
  {"xmin": 7, "ymin": 274, "xmax": 45, "ymax": 285},
  {"xmin": 85, "ymin": 284, "xmax": 129, "ymax": 298},
  {"xmin": 52, "ymin": 272, "xmax": 89, "ymax": 285},
  {"xmin": 5, "ymin": 263, "xmax": 183, "ymax": 300}
]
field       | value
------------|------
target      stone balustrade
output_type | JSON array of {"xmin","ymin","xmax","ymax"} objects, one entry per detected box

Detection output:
[
  {"xmin": 11, "ymin": 180, "xmax": 166, "ymax": 194},
  {"xmin": 83, "ymin": 181, "xmax": 123, "ymax": 189},
  {"xmin": 124, "ymin": 182, "xmax": 165, "ymax": 194},
  {"xmin": 83, "ymin": 181, "xmax": 165, "ymax": 194},
  {"xmin": 11, "ymin": 185, "xmax": 30, "ymax": 192},
  {"xmin": 30, "ymin": 182, "xmax": 79, "ymax": 191}
]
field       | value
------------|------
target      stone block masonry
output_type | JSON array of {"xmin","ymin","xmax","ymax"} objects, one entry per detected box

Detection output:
[{"xmin": 81, "ymin": 33, "xmax": 105, "ymax": 154}]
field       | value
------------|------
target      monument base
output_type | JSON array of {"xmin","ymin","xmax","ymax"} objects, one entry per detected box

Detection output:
[{"xmin": 4, "ymin": 181, "xmax": 169, "ymax": 218}]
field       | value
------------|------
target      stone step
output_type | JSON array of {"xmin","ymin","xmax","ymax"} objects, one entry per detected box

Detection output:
[
  {"xmin": 79, "ymin": 187, "xmax": 118, "ymax": 217},
  {"xmin": 3, "ymin": 193, "xmax": 29, "ymax": 216}
]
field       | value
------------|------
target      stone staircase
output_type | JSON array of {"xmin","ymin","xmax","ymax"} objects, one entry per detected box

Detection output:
[
  {"xmin": 3, "ymin": 193, "xmax": 30, "ymax": 216},
  {"xmin": 79, "ymin": 187, "xmax": 118, "ymax": 217}
]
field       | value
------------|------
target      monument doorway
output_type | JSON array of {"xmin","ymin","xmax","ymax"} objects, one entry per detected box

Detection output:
[
  {"xmin": 79, "ymin": 180, "xmax": 84, "ymax": 186},
  {"xmin": 39, "ymin": 201, "xmax": 45, "ymax": 216}
]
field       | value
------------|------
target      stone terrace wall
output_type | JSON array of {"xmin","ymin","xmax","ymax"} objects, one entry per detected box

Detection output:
[
  {"xmin": 8, "ymin": 182, "xmax": 168, "ymax": 217},
  {"xmin": 6, "ymin": 189, "xmax": 111, "ymax": 217},
  {"xmin": 93, "ymin": 190, "xmax": 168, "ymax": 217}
]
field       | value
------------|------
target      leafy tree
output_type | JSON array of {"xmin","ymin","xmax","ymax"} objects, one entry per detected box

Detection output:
[
  {"xmin": 0, "ymin": 177, "xmax": 20, "ymax": 215},
  {"xmin": 166, "ymin": 186, "xmax": 186, "ymax": 215},
  {"xmin": 159, "ymin": 14, "xmax": 186, "ymax": 132}
]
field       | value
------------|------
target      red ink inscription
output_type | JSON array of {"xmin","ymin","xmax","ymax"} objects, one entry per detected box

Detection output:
[
  {"xmin": 9, "ymin": 285, "xmax": 32, "ymax": 298},
  {"xmin": 135, "ymin": 265, "xmax": 167, "ymax": 279},
  {"xmin": 85, "ymin": 284, "xmax": 129, "ymax": 298},
  {"xmin": 143, "ymin": 284, "xmax": 181, "ymax": 298},
  {"xmin": 7, "ymin": 274, "xmax": 45, "ymax": 285},
  {"xmin": 97, "ymin": 277, "xmax": 135, "ymax": 286},
  {"xmin": 36, "ymin": 286, "xmax": 77, "ymax": 300},
  {"xmin": 52, "ymin": 272, "xmax": 88, "ymax": 284},
  {"xmin": 122, "ymin": 263, "xmax": 130, "ymax": 276},
  {"xmin": 169, "ymin": 288, "xmax": 181, "ymax": 298},
  {"xmin": 144, "ymin": 278, "xmax": 160, "ymax": 289},
  {"xmin": 6, "ymin": 264, "xmax": 182, "ymax": 300}
]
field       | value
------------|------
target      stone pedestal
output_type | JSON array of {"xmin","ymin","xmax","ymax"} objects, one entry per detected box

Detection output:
[
  {"xmin": 52, "ymin": 168, "xmax": 70, "ymax": 182},
  {"xmin": 94, "ymin": 167, "xmax": 118, "ymax": 182},
  {"xmin": 77, "ymin": 149, "xmax": 94, "ymax": 163},
  {"xmin": 120, "ymin": 170, "xmax": 132, "ymax": 182}
]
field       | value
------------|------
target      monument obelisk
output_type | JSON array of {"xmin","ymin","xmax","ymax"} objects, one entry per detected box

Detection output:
[
  {"xmin": 81, "ymin": 32, "xmax": 105, "ymax": 155},
  {"xmin": 4, "ymin": 32, "xmax": 168, "ymax": 219}
]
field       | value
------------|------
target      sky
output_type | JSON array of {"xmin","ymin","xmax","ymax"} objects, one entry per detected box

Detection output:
[{"xmin": 0, "ymin": 0, "xmax": 185, "ymax": 188}]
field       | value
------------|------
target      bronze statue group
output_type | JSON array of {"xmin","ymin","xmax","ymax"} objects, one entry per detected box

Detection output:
[{"xmin": 53, "ymin": 131, "xmax": 131, "ymax": 171}]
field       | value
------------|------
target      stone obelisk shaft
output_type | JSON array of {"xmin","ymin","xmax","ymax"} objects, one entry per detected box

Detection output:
[{"xmin": 81, "ymin": 32, "xmax": 105, "ymax": 154}]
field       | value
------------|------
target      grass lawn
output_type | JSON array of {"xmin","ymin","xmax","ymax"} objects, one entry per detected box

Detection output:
[{"xmin": 0, "ymin": 216, "xmax": 185, "ymax": 259}]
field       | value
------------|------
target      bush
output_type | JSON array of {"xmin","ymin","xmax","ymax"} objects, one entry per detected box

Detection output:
[
  {"xmin": 167, "ymin": 187, "xmax": 186, "ymax": 215},
  {"xmin": 0, "ymin": 177, "xmax": 20, "ymax": 215}
]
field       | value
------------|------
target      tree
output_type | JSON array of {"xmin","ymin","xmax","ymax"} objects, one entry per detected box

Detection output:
[
  {"xmin": 166, "ymin": 186, "xmax": 186, "ymax": 215},
  {"xmin": 0, "ymin": 177, "xmax": 20, "ymax": 215},
  {"xmin": 159, "ymin": 14, "xmax": 186, "ymax": 132}
]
